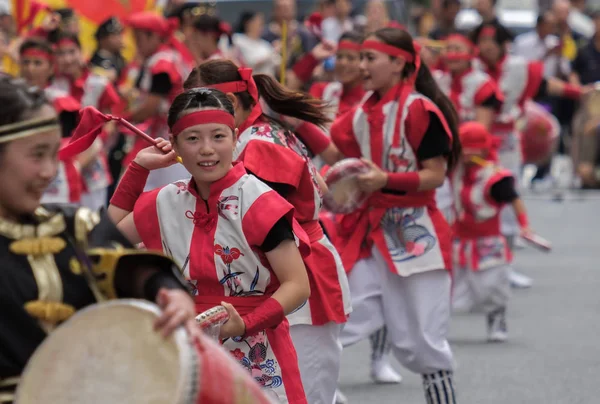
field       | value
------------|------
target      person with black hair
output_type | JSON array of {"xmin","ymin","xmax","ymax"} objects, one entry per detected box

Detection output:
[
  {"xmin": 428, "ymin": 0, "xmax": 462, "ymax": 41},
  {"xmin": 474, "ymin": 22, "xmax": 586, "ymax": 288},
  {"xmin": 190, "ymin": 13, "xmax": 234, "ymax": 62},
  {"xmin": 122, "ymin": 11, "xmax": 191, "ymax": 190},
  {"xmin": 90, "ymin": 17, "xmax": 126, "ymax": 83},
  {"xmin": 49, "ymin": 31, "xmax": 122, "ymax": 211},
  {"xmin": 0, "ymin": 77, "xmax": 198, "ymax": 401},
  {"xmin": 329, "ymin": 27, "xmax": 460, "ymax": 404},
  {"xmin": 471, "ymin": 0, "xmax": 515, "ymax": 45},
  {"xmin": 233, "ymin": 11, "xmax": 280, "ymax": 75},
  {"xmin": 107, "ymin": 87, "xmax": 311, "ymax": 403},
  {"xmin": 184, "ymin": 61, "xmax": 350, "ymax": 404}
]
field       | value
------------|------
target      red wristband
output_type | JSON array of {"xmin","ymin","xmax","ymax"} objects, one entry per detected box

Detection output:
[
  {"xmin": 385, "ymin": 172, "xmax": 420, "ymax": 192},
  {"xmin": 295, "ymin": 122, "xmax": 331, "ymax": 155},
  {"xmin": 562, "ymin": 83, "xmax": 582, "ymax": 100},
  {"xmin": 241, "ymin": 298, "xmax": 285, "ymax": 337},
  {"xmin": 517, "ymin": 212, "xmax": 529, "ymax": 228},
  {"xmin": 109, "ymin": 161, "xmax": 149, "ymax": 211},
  {"xmin": 291, "ymin": 52, "xmax": 319, "ymax": 83}
]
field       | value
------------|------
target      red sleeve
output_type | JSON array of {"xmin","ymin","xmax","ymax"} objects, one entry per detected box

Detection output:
[
  {"xmin": 239, "ymin": 141, "xmax": 307, "ymax": 189},
  {"xmin": 405, "ymin": 98, "xmax": 452, "ymax": 153},
  {"xmin": 330, "ymin": 108, "xmax": 362, "ymax": 158},
  {"xmin": 520, "ymin": 61, "xmax": 544, "ymax": 104},
  {"xmin": 473, "ymin": 79, "xmax": 499, "ymax": 105},
  {"xmin": 98, "ymin": 82, "xmax": 123, "ymax": 114},
  {"xmin": 150, "ymin": 59, "xmax": 181, "ymax": 90},
  {"xmin": 133, "ymin": 188, "xmax": 163, "ymax": 252},
  {"xmin": 309, "ymin": 82, "xmax": 327, "ymax": 99},
  {"xmin": 295, "ymin": 122, "xmax": 331, "ymax": 155}
]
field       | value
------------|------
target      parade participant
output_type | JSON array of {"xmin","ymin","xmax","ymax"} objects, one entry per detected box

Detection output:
[
  {"xmin": 184, "ymin": 63, "xmax": 351, "ymax": 404},
  {"xmin": 190, "ymin": 13, "xmax": 234, "ymax": 62},
  {"xmin": 18, "ymin": 38, "xmax": 84, "ymax": 206},
  {"xmin": 107, "ymin": 88, "xmax": 311, "ymax": 403},
  {"xmin": 0, "ymin": 77, "xmax": 197, "ymax": 402},
  {"xmin": 330, "ymin": 27, "xmax": 460, "ymax": 404},
  {"xmin": 451, "ymin": 121, "xmax": 532, "ymax": 342},
  {"xmin": 310, "ymin": 30, "xmax": 402, "ymax": 386},
  {"xmin": 50, "ymin": 32, "xmax": 121, "ymax": 210},
  {"xmin": 474, "ymin": 23, "xmax": 584, "ymax": 288},
  {"xmin": 90, "ymin": 17, "xmax": 126, "ymax": 84},
  {"xmin": 123, "ymin": 11, "xmax": 190, "ymax": 190},
  {"xmin": 433, "ymin": 33, "xmax": 502, "ymax": 224}
]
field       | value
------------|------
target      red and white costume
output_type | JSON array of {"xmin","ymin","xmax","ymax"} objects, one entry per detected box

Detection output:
[
  {"xmin": 331, "ymin": 81, "xmax": 456, "ymax": 376},
  {"xmin": 133, "ymin": 162, "xmax": 307, "ymax": 404},
  {"xmin": 433, "ymin": 66, "xmax": 500, "ymax": 224},
  {"xmin": 451, "ymin": 161, "xmax": 513, "ymax": 314},
  {"xmin": 49, "ymin": 68, "xmax": 121, "ymax": 210},
  {"xmin": 473, "ymin": 55, "xmax": 543, "ymax": 235},
  {"xmin": 206, "ymin": 68, "xmax": 350, "ymax": 404},
  {"xmin": 309, "ymin": 81, "xmax": 365, "ymax": 121}
]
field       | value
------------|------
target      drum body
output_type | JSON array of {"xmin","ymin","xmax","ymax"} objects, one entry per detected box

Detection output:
[
  {"xmin": 518, "ymin": 101, "xmax": 560, "ymax": 166},
  {"xmin": 16, "ymin": 300, "xmax": 274, "ymax": 404}
]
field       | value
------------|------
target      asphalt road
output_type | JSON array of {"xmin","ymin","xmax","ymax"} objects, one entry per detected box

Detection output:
[{"xmin": 337, "ymin": 190, "xmax": 600, "ymax": 404}]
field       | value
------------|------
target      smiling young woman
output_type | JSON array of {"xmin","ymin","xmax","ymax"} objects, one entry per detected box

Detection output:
[{"xmin": 108, "ymin": 88, "xmax": 312, "ymax": 404}]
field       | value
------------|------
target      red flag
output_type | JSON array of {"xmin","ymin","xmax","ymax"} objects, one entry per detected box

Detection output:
[
  {"xmin": 13, "ymin": 0, "xmax": 51, "ymax": 34},
  {"xmin": 59, "ymin": 107, "xmax": 112, "ymax": 160}
]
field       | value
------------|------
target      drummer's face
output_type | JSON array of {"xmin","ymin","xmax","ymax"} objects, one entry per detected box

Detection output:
[
  {"xmin": 360, "ymin": 37, "xmax": 404, "ymax": 94},
  {"xmin": 477, "ymin": 37, "xmax": 502, "ymax": 65},
  {"xmin": 335, "ymin": 48, "xmax": 361, "ymax": 85},
  {"xmin": 173, "ymin": 112, "xmax": 237, "ymax": 192},
  {"xmin": 0, "ymin": 105, "xmax": 60, "ymax": 220},
  {"xmin": 444, "ymin": 41, "xmax": 471, "ymax": 73}
]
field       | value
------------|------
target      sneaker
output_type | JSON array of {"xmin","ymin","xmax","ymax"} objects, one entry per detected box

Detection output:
[
  {"xmin": 370, "ymin": 358, "xmax": 403, "ymax": 384},
  {"xmin": 509, "ymin": 269, "xmax": 533, "ymax": 289},
  {"xmin": 335, "ymin": 388, "xmax": 348, "ymax": 404},
  {"xmin": 487, "ymin": 308, "xmax": 508, "ymax": 342}
]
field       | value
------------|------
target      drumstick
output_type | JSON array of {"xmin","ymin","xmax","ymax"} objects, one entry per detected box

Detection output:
[
  {"xmin": 280, "ymin": 21, "xmax": 288, "ymax": 86},
  {"xmin": 521, "ymin": 231, "xmax": 552, "ymax": 252},
  {"xmin": 115, "ymin": 117, "xmax": 184, "ymax": 164}
]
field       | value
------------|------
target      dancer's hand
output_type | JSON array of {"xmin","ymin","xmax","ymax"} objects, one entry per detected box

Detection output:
[
  {"xmin": 134, "ymin": 138, "xmax": 178, "ymax": 170},
  {"xmin": 154, "ymin": 288, "xmax": 197, "ymax": 338},
  {"xmin": 219, "ymin": 302, "xmax": 246, "ymax": 339},
  {"xmin": 357, "ymin": 159, "xmax": 388, "ymax": 193}
]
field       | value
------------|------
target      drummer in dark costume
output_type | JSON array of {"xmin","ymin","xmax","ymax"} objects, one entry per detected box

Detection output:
[
  {"xmin": 90, "ymin": 17, "xmax": 126, "ymax": 84},
  {"xmin": 329, "ymin": 27, "xmax": 461, "ymax": 404},
  {"xmin": 184, "ymin": 62, "xmax": 351, "ymax": 404},
  {"xmin": 0, "ymin": 77, "xmax": 198, "ymax": 403},
  {"xmin": 107, "ymin": 88, "xmax": 311, "ymax": 403}
]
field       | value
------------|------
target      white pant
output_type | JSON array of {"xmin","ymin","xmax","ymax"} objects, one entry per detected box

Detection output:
[
  {"xmin": 290, "ymin": 322, "xmax": 342, "ymax": 404},
  {"xmin": 498, "ymin": 133, "xmax": 522, "ymax": 237},
  {"xmin": 340, "ymin": 250, "xmax": 455, "ymax": 375},
  {"xmin": 81, "ymin": 188, "xmax": 107, "ymax": 211},
  {"xmin": 452, "ymin": 265, "xmax": 510, "ymax": 314},
  {"xmin": 144, "ymin": 165, "xmax": 191, "ymax": 191}
]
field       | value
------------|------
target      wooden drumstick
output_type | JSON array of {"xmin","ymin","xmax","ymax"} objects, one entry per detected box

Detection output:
[{"xmin": 115, "ymin": 117, "xmax": 184, "ymax": 164}]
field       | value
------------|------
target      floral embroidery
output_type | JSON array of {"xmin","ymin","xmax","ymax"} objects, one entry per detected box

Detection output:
[
  {"xmin": 217, "ymin": 195, "xmax": 239, "ymax": 219},
  {"xmin": 185, "ymin": 210, "xmax": 217, "ymax": 231},
  {"xmin": 215, "ymin": 244, "xmax": 244, "ymax": 265},
  {"xmin": 174, "ymin": 181, "xmax": 188, "ymax": 194},
  {"xmin": 215, "ymin": 245, "xmax": 264, "ymax": 297},
  {"xmin": 230, "ymin": 332, "xmax": 283, "ymax": 390}
]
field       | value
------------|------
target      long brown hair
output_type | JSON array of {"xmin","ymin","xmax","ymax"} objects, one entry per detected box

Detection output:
[
  {"xmin": 184, "ymin": 60, "xmax": 331, "ymax": 128},
  {"xmin": 370, "ymin": 28, "xmax": 462, "ymax": 172}
]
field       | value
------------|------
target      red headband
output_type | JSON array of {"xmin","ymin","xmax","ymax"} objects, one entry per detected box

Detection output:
[
  {"xmin": 204, "ymin": 67, "xmax": 262, "ymax": 134},
  {"xmin": 361, "ymin": 40, "xmax": 414, "ymax": 62},
  {"xmin": 479, "ymin": 26, "xmax": 497, "ymax": 40},
  {"xmin": 21, "ymin": 49, "xmax": 52, "ymax": 61},
  {"xmin": 171, "ymin": 110, "xmax": 236, "ymax": 136},
  {"xmin": 445, "ymin": 34, "xmax": 474, "ymax": 50},
  {"xmin": 338, "ymin": 40, "xmax": 361, "ymax": 52},
  {"xmin": 56, "ymin": 38, "xmax": 78, "ymax": 49}
]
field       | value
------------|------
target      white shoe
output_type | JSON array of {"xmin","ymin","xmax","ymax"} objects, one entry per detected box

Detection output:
[
  {"xmin": 335, "ymin": 388, "xmax": 348, "ymax": 404},
  {"xmin": 370, "ymin": 358, "xmax": 403, "ymax": 384},
  {"xmin": 509, "ymin": 270, "xmax": 533, "ymax": 289},
  {"xmin": 487, "ymin": 308, "xmax": 508, "ymax": 343}
]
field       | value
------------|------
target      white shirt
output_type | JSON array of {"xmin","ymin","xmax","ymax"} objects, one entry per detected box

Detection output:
[
  {"xmin": 232, "ymin": 33, "xmax": 281, "ymax": 76},
  {"xmin": 512, "ymin": 30, "xmax": 571, "ymax": 78},
  {"xmin": 321, "ymin": 17, "xmax": 354, "ymax": 42}
]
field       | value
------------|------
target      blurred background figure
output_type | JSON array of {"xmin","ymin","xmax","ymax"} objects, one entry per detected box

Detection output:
[
  {"xmin": 90, "ymin": 17, "xmax": 125, "ymax": 83},
  {"xmin": 233, "ymin": 11, "xmax": 280, "ymax": 75},
  {"xmin": 428, "ymin": 0, "xmax": 462, "ymax": 40}
]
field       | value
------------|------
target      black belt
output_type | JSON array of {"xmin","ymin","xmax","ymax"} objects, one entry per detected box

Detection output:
[{"xmin": 0, "ymin": 377, "xmax": 19, "ymax": 404}]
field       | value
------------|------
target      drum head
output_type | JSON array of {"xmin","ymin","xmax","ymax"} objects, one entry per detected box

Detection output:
[
  {"xmin": 323, "ymin": 158, "xmax": 370, "ymax": 214},
  {"xmin": 16, "ymin": 300, "xmax": 196, "ymax": 404}
]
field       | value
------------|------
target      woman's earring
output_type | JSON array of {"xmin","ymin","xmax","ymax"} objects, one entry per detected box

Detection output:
[{"xmin": 176, "ymin": 156, "xmax": 183, "ymax": 164}]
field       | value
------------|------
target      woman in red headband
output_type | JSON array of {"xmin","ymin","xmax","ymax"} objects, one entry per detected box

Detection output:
[
  {"xmin": 329, "ymin": 27, "xmax": 460, "ymax": 404},
  {"xmin": 190, "ymin": 14, "xmax": 235, "ymax": 63},
  {"xmin": 19, "ymin": 38, "xmax": 84, "ymax": 206},
  {"xmin": 184, "ymin": 62, "xmax": 351, "ymax": 404},
  {"xmin": 108, "ymin": 87, "xmax": 311, "ymax": 404},
  {"xmin": 474, "ymin": 23, "xmax": 584, "ymax": 288},
  {"xmin": 451, "ymin": 121, "xmax": 532, "ymax": 342},
  {"xmin": 50, "ymin": 31, "xmax": 121, "ymax": 211}
]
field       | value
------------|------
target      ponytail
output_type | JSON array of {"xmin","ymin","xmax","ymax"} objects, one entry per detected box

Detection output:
[
  {"xmin": 184, "ymin": 60, "xmax": 331, "ymax": 128},
  {"xmin": 414, "ymin": 63, "xmax": 461, "ymax": 172}
]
